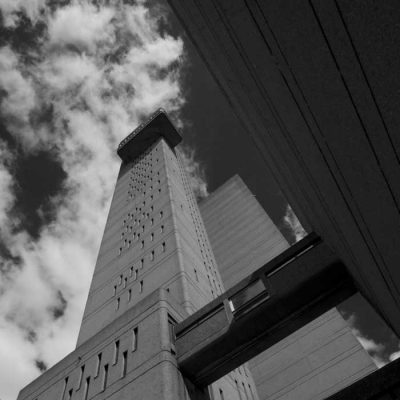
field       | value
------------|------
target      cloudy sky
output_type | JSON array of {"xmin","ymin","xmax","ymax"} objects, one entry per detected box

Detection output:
[{"xmin": 0, "ymin": 1, "xmax": 398, "ymax": 399}]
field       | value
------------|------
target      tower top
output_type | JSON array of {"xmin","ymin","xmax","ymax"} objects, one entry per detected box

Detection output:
[{"xmin": 117, "ymin": 108, "xmax": 182, "ymax": 162}]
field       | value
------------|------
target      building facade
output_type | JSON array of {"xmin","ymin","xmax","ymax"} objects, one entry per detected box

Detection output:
[
  {"xmin": 200, "ymin": 175, "xmax": 376, "ymax": 400},
  {"xmin": 17, "ymin": 110, "xmax": 258, "ymax": 400}
]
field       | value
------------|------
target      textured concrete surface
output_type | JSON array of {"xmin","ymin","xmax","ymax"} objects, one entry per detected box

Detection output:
[
  {"xmin": 200, "ymin": 175, "xmax": 376, "ymax": 399},
  {"xmin": 168, "ymin": 0, "xmax": 400, "ymax": 337}
]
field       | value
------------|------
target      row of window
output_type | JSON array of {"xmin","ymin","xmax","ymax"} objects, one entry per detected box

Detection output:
[
  {"xmin": 176, "ymin": 155, "xmax": 224, "ymax": 298},
  {"xmin": 115, "ymin": 276, "xmax": 146, "ymax": 310},
  {"xmin": 58, "ymin": 329, "xmax": 138, "ymax": 400},
  {"xmin": 119, "ymin": 213, "xmax": 164, "ymax": 256}
]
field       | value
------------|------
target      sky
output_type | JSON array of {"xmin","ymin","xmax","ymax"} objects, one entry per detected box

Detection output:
[{"xmin": 0, "ymin": 1, "xmax": 398, "ymax": 400}]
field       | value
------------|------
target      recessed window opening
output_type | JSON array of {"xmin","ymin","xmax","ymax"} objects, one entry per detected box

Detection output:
[
  {"xmin": 95, "ymin": 353, "xmax": 102, "ymax": 378},
  {"xmin": 113, "ymin": 340, "xmax": 120, "ymax": 365},
  {"xmin": 140, "ymin": 280, "xmax": 143, "ymax": 293},
  {"xmin": 77, "ymin": 365, "xmax": 84, "ymax": 390},
  {"xmin": 102, "ymin": 364, "xmax": 108, "ymax": 391},
  {"xmin": 61, "ymin": 377, "xmax": 68, "ymax": 400},
  {"xmin": 128, "ymin": 289, "xmax": 132, "ymax": 302},
  {"xmin": 132, "ymin": 327, "xmax": 138, "ymax": 351},
  {"xmin": 116, "ymin": 297, "xmax": 120, "ymax": 310},
  {"xmin": 242, "ymin": 383, "xmax": 249, "ymax": 400},
  {"xmin": 122, "ymin": 351, "xmax": 128, "ymax": 378},
  {"xmin": 83, "ymin": 377, "xmax": 90, "ymax": 400}
]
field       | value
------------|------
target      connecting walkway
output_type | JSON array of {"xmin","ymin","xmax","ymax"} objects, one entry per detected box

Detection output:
[{"xmin": 175, "ymin": 233, "xmax": 357, "ymax": 386}]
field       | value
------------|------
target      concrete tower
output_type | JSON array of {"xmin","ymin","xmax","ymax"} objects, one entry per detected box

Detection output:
[{"xmin": 17, "ymin": 109, "xmax": 258, "ymax": 400}]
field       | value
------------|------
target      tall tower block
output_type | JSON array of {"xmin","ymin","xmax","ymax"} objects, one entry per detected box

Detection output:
[
  {"xmin": 77, "ymin": 109, "xmax": 225, "ymax": 345},
  {"xmin": 17, "ymin": 109, "xmax": 257, "ymax": 400}
]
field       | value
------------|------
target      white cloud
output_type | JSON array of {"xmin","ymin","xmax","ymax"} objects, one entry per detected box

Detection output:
[
  {"xmin": 0, "ymin": 141, "xmax": 15, "ymax": 228},
  {"xmin": 179, "ymin": 146, "xmax": 209, "ymax": 200},
  {"xmin": 389, "ymin": 348, "xmax": 400, "ymax": 362},
  {"xmin": 0, "ymin": 0, "xmax": 47, "ymax": 27},
  {"xmin": 346, "ymin": 314, "xmax": 388, "ymax": 368},
  {"xmin": 0, "ymin": 47, "xmax": 38, "ymax": 148},
  {"xmin": 283, "ymin": 204, "xmax": 307, "ymax": 242},
  {"xmin": 47, "ymin": 2, "xmax": 115, "ymax": 52},
  {"xmin": 0, "ymin": 2, "xmax": 189, "ymax": 399}
]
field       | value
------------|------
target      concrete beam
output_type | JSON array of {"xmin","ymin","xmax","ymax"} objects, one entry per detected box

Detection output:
[{"xmin": 175, "ymin": 234, "xmax": 357, "ymax": 386}]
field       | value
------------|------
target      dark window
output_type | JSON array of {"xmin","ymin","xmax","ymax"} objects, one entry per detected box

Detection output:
[
  {"xmin": 132, "ymin": 327, "xmax": 138, "ymax": 351},
  {"xmin": 83, "ymin": 377, "xmax": 90, "ymax": 400},
  {"xmin": 102, "ymin": 364, "xmax": 108, "ymax": 391},
  {"xmin": 113, "ymin": 340, "xmax": 120, "ymax": 365},
  {"xmin": 95, "ymin": 353, "xmax": 102, "ymax": 377},
  {"xmin": 77, "ymin": 365, "xmax": 84, "ymax": 390},
  {"xmin": 61, "ymin": 377, "xmax": 68, "ymax": 400},
  {"xmin": 122, "ymin": 351, "xmax": 128, "ymax": 378}
]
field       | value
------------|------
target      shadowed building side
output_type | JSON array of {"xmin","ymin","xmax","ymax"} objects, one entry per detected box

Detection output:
[{"xmin": 199, "ymin": 175, "xmax": 376, "ymax": 399}]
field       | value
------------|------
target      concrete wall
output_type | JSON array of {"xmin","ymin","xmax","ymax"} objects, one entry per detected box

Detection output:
[{"xmin": 200, "ymin": 175, "xmax": 376, "ymax": 400}]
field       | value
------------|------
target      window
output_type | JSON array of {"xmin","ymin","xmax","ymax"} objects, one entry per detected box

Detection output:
[
  {"xmin": 242, "ymin": 383, "xmax": 249, "ymax": 400},
  {"xmin": 159, "ymin": 211, "xmax": 163, "ymax": 219},
  {"xmin": 130, "ymin": 266, "xmax": 133, "ymax": 277},
  {"xmin": 102, "ymin": 364, "xmax": 108, "ymax": 391},
  {"xmin": 235, "ymin": 380, "xmax": 242, "ymax": 400},
  {"xmin": 162, "ymin": 242, "xmax": 166, "ymax": 252},
  {"xmin": 219, "ymin": 389, "xmax": 225, "ymax": 400},
  {"xmin": 194, "ymin": 269, "xmax": 198, "ymax": 282},
  {"xmin": 113, "ymin": 340, "xmax": 120, "ymax": 365},
  {"xmin": 122, "ymin": 351, "xmax": 128, "ymax": 378},
  {"xmin": 150, "ymin": 250, "xmax": 154, "ymax": 261},
  {"xmin": 77, "ymin": 365, "xmax": 84, "ymax": 390},
  {"xmin": 160, "ymin": 225, "xmax": 164, "ymax": 233},
  {"xmin": 128, "ymin": 289, "xmax": 132, "ymax": 302},
  {"xmin": 140, "ymin": 259, "xmax": 144, "ymax": 269},
  {"xmin": 123, "ymin": 277, "xmax": 127, "ymax": 288},
  {"xmin": 139, "ymin": 280, "xmax": 143, "ymax": 293},
  {"xmin": 140, "ymin": 240, "xmax": 144, "ymax": 249},
  {"xmin": 61, "ymin": 377, "xmax": 68, "ymax": 400},
  {"xmin": 132, "ymin": 327, "xmax": 138, "ymax": 351},
  {"xmin": 95, "ymin": 353, "xmax": 102, "ymax": 378},
  {"xmin": 83, "ymin": 377, "xmax": 90, "ymax": 400},
  {"xmin": 68, "ymin": 389, "xmax": 73, "ymax": 400},
  {"xmin": 134, "ymin": 269, "xmax": 138, "ymax": 280},
  {"xmin": 150, "ymin": 233, "xmax": 154, "ymax": 241},
  {"xmin": 248, "ymin": 384, "xmax": 254, "ymax": 400},
  {"xmin": 119, "ymin": 275, "xmax": 122, "ymax": 285},
  {"xmin": 116, "ymin": 297, "xmax": 120, "ymax": 310}
]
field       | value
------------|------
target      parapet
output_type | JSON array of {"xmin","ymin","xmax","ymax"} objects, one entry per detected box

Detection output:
[{"xmin": 117, "ymin": 108, "xmax": 182, "ymax": 162}]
